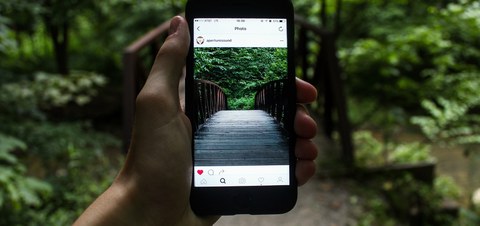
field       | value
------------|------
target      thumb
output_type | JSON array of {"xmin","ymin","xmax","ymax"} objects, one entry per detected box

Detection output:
[{"xmin": 137, "ymin": 16, "xmax": 190, "ymax": 118}]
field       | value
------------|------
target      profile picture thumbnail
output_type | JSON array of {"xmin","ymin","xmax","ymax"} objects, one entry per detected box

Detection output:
[{"xmin": 196, "ymin": 36, "xmax": 205, "ymax": 45}]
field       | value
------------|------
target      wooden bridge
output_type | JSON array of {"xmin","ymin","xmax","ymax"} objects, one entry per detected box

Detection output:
[
  {"xmin": 123, "ymin": 14, "xmax": 355, "ymax": 168},
  {"xmin": 194, "ymin": 110, "xmax": 289, "ymax": 166},
  {"xmin": 192, "ymin": 79, "xmax": 290, "ymax": 166}
]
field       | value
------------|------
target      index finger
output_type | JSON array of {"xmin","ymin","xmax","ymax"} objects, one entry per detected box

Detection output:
[{"xmin": 296, "ymin": 78, "xmax": 317, "ymax": 104}]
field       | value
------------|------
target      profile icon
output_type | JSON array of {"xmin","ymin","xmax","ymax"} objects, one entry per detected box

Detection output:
[{"xmin": 196, "ymin": 36, "xmax": 205, "ymax": 45}]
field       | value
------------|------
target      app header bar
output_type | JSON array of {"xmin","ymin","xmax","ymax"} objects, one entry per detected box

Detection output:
[{"xmin": 193, "ymin": 18, "xmax": 287, "ymax": 48}]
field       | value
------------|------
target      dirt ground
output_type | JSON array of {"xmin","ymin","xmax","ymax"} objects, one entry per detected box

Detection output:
[{"xmin": 214, "ymin": 177, "xmax": 352, "ymax": 226}]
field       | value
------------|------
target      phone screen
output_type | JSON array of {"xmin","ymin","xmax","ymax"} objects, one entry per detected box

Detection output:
[{"xmin": 192, "ymin": 18, "xmax": 291, "ymax": 187}]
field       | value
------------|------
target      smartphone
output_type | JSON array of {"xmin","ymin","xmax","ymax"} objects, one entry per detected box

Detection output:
[{"xmin": 185, "ymin": 0, "xmax": 296, "ymax": 215}]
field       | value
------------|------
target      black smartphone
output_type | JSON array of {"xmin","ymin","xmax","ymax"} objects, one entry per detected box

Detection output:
[{"xmin": 185, "ymin": 0, "xmax": 296, "ymax": 215}]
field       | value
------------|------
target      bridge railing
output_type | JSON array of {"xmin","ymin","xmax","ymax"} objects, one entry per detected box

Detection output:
[
  {"xmin": 254, "ymin": 79, "xmax": 288, "ymax": 127},
  {"xmin": 193, "ymin": 79, "xmax": 228, "ymax": 131}
]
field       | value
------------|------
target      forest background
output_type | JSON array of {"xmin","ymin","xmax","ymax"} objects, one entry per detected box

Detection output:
[{"xmin": 0, "ymin": 0, "xmax": 479, "ymax": 225}]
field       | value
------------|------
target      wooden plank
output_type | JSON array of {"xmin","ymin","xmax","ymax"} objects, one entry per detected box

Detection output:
[{"xmin": 194, "ymin": 110, "xmax": 289, "ymax": 166}]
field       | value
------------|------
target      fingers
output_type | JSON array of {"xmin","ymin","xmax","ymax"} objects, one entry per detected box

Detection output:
[
  {"xmin": 296, "ymin": 160, "xmax": 316, "ymax": 186},
  {"xmin": 296, "ymin": 78, "xmax": 317, "ymax": 103},
  {"xmin": 137, "ymin": 16, "xmax": 190, "ymax": 114},
  {"xmin": 295, "ymin": 139, "xmax": 318, "ymax": 160},
  {"xmin": 295, "ymin": 131, "xmax": 318, "ymax": 187},
  {"xmin": 294, "ymin": 80, "xmax": 318, "ymax": 186},
  {"xmin": 295, "ymin": 105, "xmax": 317, "ymax": 139}
]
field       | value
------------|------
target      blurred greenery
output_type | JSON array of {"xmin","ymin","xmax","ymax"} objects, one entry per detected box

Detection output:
[
  {"xmin": 294, "ymin": 0, "xmax": 479, "ymax": 225},
  {"xmin": 353, "ymin": 130, "xmax": 434, "ymax": 168},
  {"xmin": 338, "ymin": 1, "xmax": 480, "ymax": 144},
  {"xmin": 350, "ymin": 174, "xmax": 462, "ymax": 226},
  {"xmin": 0, "ymin": 0, "xmax": 479, "ymax": 224},
  {"xmin": 0, "ymin": 0, "xmax": 185, "ymax": 224},
  {"xmin": 0, "ymin": 134, "xmax": 52, "ymax": 219},
  {"xmin": 0, "ymin": 65, "xmax": 120, "ymax": 226}
]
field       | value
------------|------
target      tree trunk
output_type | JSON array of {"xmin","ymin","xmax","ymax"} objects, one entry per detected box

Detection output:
[
  {"xmin": 334, "ymin": 0, "xmax": 342, "ymax": 38},
  {"xmin": 43, "ymin": 0, "xmax": 69, "ymax": 75},
  {"xmin": 56, "ymin": 21, "xmax": 69, "ymax": 75},
  {"xmin": 47, "ymin": 20, "xmax": 69, "ymax": 75},
  {"xmin": 320, "ymin": 0, "xmax": 327, "ymax": 28}
]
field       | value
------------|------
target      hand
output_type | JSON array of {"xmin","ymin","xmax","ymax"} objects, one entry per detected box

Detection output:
[{"xmin": 74, "ymin": 16, "xmax": 317, "ymax": 226}]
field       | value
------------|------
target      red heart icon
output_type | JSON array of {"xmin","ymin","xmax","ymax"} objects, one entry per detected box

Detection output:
[{"xmin": 197, "ymin": 170, "xmax": 204, "ymax": 175}]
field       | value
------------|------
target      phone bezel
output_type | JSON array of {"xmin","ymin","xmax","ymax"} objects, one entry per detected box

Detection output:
[{"xmin": 185, "ymin": 0, "xmax": 297, "ymax": 215}]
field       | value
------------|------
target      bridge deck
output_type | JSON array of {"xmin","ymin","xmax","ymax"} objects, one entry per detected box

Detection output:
[{"xmin": 194, "ymin": 110, "xmax": 289, "ymax": 166}]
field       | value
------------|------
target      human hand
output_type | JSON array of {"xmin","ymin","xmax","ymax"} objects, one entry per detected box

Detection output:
[{"xmin": 74, "ymin": 15, "xmax": 317, "ymax": 226}]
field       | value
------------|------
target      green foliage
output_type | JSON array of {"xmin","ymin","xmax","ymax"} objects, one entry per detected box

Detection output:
[
  {"xmin": 2, "ymin": 71, "xmax": 106, "ymax": 108},
  {"xmin": 0, "ymin": 0, "xmax": 191, "ymax": 223},
  {"xmin": 0, "ymin": 121, "xmax": 120, "ymax": 225},
  {"xmin": 0, "ymin": 41, "xmax": 119, "ymax": 226},
  {"xmin": 3, "ymin": 120, "xmax": 118, "ymax": 165},
  {"xmin": 340, "ymin": 24, "xmax": 453, "ymax": 109},
  {"xmin": 0, "ymin": 71, "xmax": 107, "ymax": 123},
  {"xmin": 354, "ymin": 130, "xmax": 434, "ymax": 168},
  {"xmin": 0, "ymin": 74, "xmax": 120, "ymax": 224},
  {"xmin": 31, "ymin": 139, "xmax": 120, "ymax": 226},
  {"xmin": 339, "ymin": 1, "xmax": 480, "ymax": 129},
  {"xmin": 460, "ymin": 208, "xmax": 480, "ymax": 226},
  {"xmin": 0, "ymin": 15, "xmax": 14, "ymax": 54},
  {"xmin": 0, "ymin": 0, "xmax": 188, "ymax": 224},
  {"xmin": 411, "ymin": 98, "xmax": 480, "ymax": 146},
  {"xmin": 434, "ymin": 176, "xmax": 462, "ymax": 201},
  {"xmin": 335, "ymin": 2, "xmax": 480, "ymax": 179},
  {"xmin": 0, "ymin": 22, "xmax": 54, "ymax": 74},
  {"xmin": 406, "ymin": 1, "xmax": 480, "ymax": 148},
  {"xmin": 353, "ymin": 131, "xmax": 384, "ymax": 168},
  {"xmin": 67, "ymin": 0, "xmax": 186, "ymax": 75},
  {"xmin": 228, "ymin": 95, "xmax": 255, "ymax": 111},
  {"xmin": 0, "ymin": 133, "xmax": 53, "ymax": 225},
  {"xmin": 351, "ymin": 175, "xmax": 462, "ymax": 226},
  {"xmin": 0, "ymin": 0, "xmax": 186, "ymax": 76},
  {"xmin": 194, "ymin": 47, "xmax": 287, "ymax": 110},
  {"xmin": 388, "ymin": 142, "xmax": 433, "ymax": 165},
  {"xmin": 350, "ymin": 191, "xmax": 397, "ymax": 226},
  {"xmin": 384, "ymin": 175, "xmax": 458, "ymax": 225}
]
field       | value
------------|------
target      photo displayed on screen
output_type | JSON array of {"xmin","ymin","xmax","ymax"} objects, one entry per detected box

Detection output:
[{"xmin": 192, "ymin": 18, "xmax": 291, "ymax": 187}]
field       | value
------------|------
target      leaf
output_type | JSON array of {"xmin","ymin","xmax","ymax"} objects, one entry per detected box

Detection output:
[
  {"xmin": 0, "ymin": 150, "xmax": 17, "ymax": 164},
  {"xmin": 0, "ymin": 166, "xmax": 15, "ymax": 183},
  {"xmin": 0, "ymin": 133, "xmax": 27, "ymax": 153},
  {"xmin": 6, "ymin": 182, "xmax": 20, "ymax": 210},
  {"xmin": 18, "ymin": 178, "xmax": 52, "ymax": 207}
]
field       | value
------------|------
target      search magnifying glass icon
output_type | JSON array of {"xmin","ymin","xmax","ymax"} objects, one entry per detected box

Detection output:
[{"xmin": 220, "ymin": 178, "xmax": 226, "ymax": 184}]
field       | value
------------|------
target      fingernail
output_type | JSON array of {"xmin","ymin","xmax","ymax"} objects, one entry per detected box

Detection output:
[{"xmin": 169, "ymin": 16, "xmax": 181, "ymax": 35}]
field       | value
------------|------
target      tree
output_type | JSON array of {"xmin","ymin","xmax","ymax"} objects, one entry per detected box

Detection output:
[{"xmin": 40, "ymin": 0, "xmax": 97, "ymax": 75}]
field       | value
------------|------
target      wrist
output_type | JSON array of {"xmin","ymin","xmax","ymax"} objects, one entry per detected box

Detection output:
[
  {"xmin": 73, "ymin": 176, "xmax": 146, "ymax": 226},
  {"xmin": 113, "ymin": 175, "xmax": 218, "ymax": 226},
  {"xmin": 111, "ymin": 164, "xmax": 204, "ymax": 226}
]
